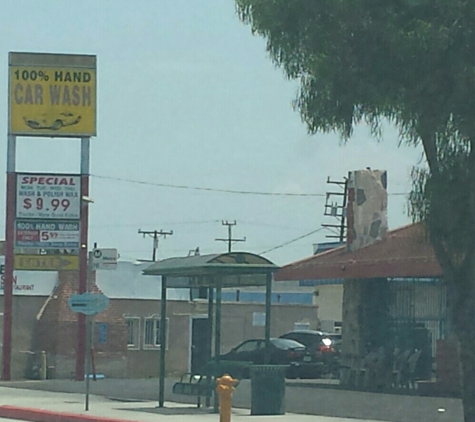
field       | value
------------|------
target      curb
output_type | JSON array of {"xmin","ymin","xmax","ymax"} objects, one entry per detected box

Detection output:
[{"xmin": 0, "ymin": 405, "xmax": 139, "ymax": 422}]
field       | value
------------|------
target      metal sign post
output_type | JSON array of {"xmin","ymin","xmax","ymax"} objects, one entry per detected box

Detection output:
[
  {"xmin": 68, "ymin": 252, "xmax": 111, "ymax": 411},
  {"xmin": 3, "ymin": 135, "xmax": 16, "ymax": 380},
  {"xmin": 85, "ymin": 257, "xmax": 93, "ymax": 412}
]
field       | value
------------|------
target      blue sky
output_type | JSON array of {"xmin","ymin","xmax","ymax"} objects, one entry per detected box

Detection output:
[{"xmin": 0, "ymin": 1, "xmax": 424, "ymax": 265}]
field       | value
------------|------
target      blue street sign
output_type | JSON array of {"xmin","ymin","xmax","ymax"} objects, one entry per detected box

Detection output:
[{"xmin": 68, "ymin": 292, "xmax": 109, "ymax": 315}]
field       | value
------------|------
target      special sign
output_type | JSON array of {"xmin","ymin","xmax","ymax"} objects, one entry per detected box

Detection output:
[
  {"xmin": 9, "ymin": 52, "xmax": 96, "ymax": 137},
  {"xmin": 16, "ymin": 174, "xmax": 81, "ymax": 220}
]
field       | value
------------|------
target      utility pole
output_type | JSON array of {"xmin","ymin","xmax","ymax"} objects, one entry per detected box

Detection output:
[
  {"xmin": 138, "ymin": 229, "xmax": 173, "ymax": 261},
  {"xmin": 215, "ymin": 220, "xmax": 246, "ymax": 253},
  {"xmin": 321, "ymin": 177, "xmax": 348, "ymax": 242}
]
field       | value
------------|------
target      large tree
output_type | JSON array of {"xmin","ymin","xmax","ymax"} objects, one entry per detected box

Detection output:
[{"xmin": 236, "ymin": 1, "xmax": 475, "ymax": 420}]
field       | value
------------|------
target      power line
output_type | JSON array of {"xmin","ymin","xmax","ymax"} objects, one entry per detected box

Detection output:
[
  {"xmin": 91, "ymin": 174, "xmax": 324, "ymax": 197},
  {"xmin": 259, "ymin": 227, "xmax": 325, "ymax": 254},
  {"xmin": 90, "ymin": 220, "xmax": 220, "ymax": 229},
  {"xmin": 90, "ymin": 174, "xmax": 408, "ymax": 197}
]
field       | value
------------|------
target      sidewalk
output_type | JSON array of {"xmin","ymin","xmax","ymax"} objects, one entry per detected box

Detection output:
[
  {"xmin": 0, "ymin": 385, "xmax": 378, "ymax": 422},
  {"xmin": 0, "ymin": 378, "xmax": 463, "ymax": 422}
]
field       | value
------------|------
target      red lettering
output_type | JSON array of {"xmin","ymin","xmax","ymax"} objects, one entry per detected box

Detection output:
[{"xmin": 20, "ymin": 176, "xmax": 77, "ymax": 185}]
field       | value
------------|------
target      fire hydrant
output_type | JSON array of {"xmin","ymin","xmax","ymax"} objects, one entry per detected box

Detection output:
[{"xmin": 216, "ymin": 374, "xmax": 239, "ymax": 422}]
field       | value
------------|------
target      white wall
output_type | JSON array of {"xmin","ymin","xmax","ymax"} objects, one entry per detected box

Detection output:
[
  {"xmin": 312, "ymin": 284, "xmax": 343, "ymax": 323},
  {"xmin": 0, "ymin": 257, "xmax": 189, "ymax": 300},
  {"xmin": 96, "ymin": 261, "xmax": 189, "ymax": 300}
]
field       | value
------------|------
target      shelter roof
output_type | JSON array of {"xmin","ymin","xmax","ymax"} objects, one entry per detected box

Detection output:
[
  {"xmin": 143, "ymin": 252, "xmax": 278, "ymax": 288},
  {"xmin": 275, "ymin": 223, "xmax": 442, "ymax": 281}
]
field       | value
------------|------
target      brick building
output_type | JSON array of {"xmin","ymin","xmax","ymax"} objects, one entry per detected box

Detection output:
[{"xmin": 0, "ymin": 259, "xmax": 319, "ymax": 379}]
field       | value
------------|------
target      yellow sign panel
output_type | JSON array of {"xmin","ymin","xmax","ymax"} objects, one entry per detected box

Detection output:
[
  {"xmin": 9, "ymin": 52, "xmax": 96, "ymax": 137},
  {"xmin": 14, "ymin": 254, "xmax": 79, "ymax": 271}
]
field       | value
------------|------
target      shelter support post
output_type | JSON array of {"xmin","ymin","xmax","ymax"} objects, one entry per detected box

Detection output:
[
  {"xmin": 264, "ymin": 272, "xmax": 272, "ymax": 364},
  {"xmin": 213, "ymin": 279, "xmax": 222, "ymax": 413},
  {"xmin": 206, "ymin": 287, "xmax": 214, "ymax": 407},
  {"xmin": 158, "ymin": 276, "xmax": 167, "ymax": 407}
]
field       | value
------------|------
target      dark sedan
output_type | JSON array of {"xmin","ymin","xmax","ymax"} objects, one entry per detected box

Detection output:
[
  {"xmin": 217, "ymin": 338, "xmax": 316, "ymax": 378},
  {"xmin": 279, "ymin": 330, "xmax": 340, "ymax": 378}
]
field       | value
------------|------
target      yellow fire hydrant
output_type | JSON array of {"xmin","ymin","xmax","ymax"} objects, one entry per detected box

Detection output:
[{"xmin": 216, "ymin": 374, "xmax": 239, "ymax": 422}]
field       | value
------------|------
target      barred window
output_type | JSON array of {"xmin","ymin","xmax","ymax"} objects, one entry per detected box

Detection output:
[
  {"xmin": 143, "ymin": 317, "xmax": 169, "ymax": 349},
  {"xmin": 125, "ymin": 317, "xmax": 140, "ymax": 349}
]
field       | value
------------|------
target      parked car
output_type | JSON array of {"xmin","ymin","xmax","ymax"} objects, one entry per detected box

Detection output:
[
  {"xmin": 279, "ymin": 330, "xmax": 340, "ymax": 378},
  {"xmin": 215, "ymin": 338, "xmax": 320, "ymax": 378}
]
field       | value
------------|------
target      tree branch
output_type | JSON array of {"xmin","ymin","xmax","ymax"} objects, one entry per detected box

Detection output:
[{"xmin": 418, "ymin": 121, "xmax": 439, "ymax": 176}]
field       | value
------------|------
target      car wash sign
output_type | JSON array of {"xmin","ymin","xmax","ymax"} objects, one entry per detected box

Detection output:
[
  {"xmin": 8, "ymin": 52, "xmax": 96, "ymax": 137},
  {"xmin": 15, "ymin": 220, "xmax": 80, "ymax": 248},
  {"xmin": 16, "ymin": 174, "xmax": 80, "ymax": 220}
]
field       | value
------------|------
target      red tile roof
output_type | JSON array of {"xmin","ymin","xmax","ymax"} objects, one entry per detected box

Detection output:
[{"xmin": 275, "ymin": 223, "xmax": 442, "ymax": 281}]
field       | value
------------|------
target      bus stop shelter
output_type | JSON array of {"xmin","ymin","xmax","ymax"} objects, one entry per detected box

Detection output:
[{"xmin": 143, "ymin": 251, "xmax": 279, "ymax": 409}]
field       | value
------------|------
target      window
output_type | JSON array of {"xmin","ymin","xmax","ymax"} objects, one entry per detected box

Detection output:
[
  {"xmin": 143, "ymin": 317, "xmax": 169, "ymax": 349},
  {"xmin": 235, "ymin": 340, "xmax": 262, "ymax": 353},
  {"xmin": 124, "ymin": 317, "xmax": 140, "ymax": 350}
]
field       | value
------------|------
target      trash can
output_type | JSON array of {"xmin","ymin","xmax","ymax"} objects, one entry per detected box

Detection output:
[
  {"xmin": 46, "ymin": 365, "xmax": 55, "ymax": 380},
  {"xmin": 250, "ymin": 365, "xmax": 286, "ymax": 415}
]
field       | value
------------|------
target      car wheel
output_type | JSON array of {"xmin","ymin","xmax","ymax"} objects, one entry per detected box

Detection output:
[{"xmin": 52, "ymin": 120, "xmax": 63, "ymax": 130}]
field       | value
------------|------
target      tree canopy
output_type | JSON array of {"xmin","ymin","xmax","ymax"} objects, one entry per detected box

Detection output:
[
  {"xmin": 236, "ymin": 2, "xmax": 475, "ymax": 420},
  {"xmin": 237, "ymin": 0, "xmax": 475, "ymax": 142}
]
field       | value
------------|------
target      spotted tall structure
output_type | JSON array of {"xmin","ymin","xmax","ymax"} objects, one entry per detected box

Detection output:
[{"xmin": 346, "ymin": 169, "xmax": 388, "ymax": 252}]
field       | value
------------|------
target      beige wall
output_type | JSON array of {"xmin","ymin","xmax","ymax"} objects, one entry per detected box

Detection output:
[
  {"xmin": 108, "ymin": 299, "xmax": 319, "ymax": 377},
  {"xmin": 0, "ymin": 296, "xmax": 318, "ymax": 379}
]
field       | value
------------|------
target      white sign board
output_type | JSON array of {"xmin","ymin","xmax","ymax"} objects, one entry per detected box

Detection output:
[
  {"xmin": 0, "ymin": 256, "xmax": 58, "ymax": 295},
  {"xmin": 16, "ymin": 174, "xmax": 81, "ymax": 220},
  {"xmin": 91, "ymin": 248, "xmax": 118, "ymax": 270},
  {"xmin": 252, "ymin": 312, "xmax": 266, "ymax": 327}
]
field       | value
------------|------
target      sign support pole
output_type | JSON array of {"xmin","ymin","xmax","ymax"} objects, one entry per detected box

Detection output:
[
  {"xmin": 85, "ymin": 253, "xmax": 92, "ymax": 411},
  {"xmin": 77, "ymin": 137, "xmax": 90, "ymax": 381},
  {"xmin": 2, "ymin": 134, "xmax": 16, "ymax": 380}
]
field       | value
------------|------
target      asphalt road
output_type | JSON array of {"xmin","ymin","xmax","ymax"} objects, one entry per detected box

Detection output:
[{"xmin": 0, "ymin": 378, "xmax": 464, "ymax": 422}]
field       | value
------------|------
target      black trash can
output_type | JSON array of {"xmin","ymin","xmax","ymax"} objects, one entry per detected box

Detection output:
[{"xmin": 250, "ymin": 365, "xmax": 286, "ymax": 415}]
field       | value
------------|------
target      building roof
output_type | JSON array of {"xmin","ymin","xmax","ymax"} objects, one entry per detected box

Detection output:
[
  {"xmin": 275, "ymin": 223, "xmax": 442, "ymax": 281},
  {"xmin": 143, "ymin": 252, "xmax": 279, "ymax": 288}
]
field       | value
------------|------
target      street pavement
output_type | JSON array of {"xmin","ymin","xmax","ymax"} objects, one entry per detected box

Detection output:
[
  {"xmin": 0, "ymin": 384, "xmax": 379, "ymax": 422},
  {"xmin": 0, "ymin": 378, "xmax": 464, "ymax": 422}
]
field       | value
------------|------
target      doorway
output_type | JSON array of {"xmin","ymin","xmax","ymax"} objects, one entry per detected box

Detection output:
[{"xmin": 190, "ymin": 316, "xmax": 211, "ymax": 374}]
